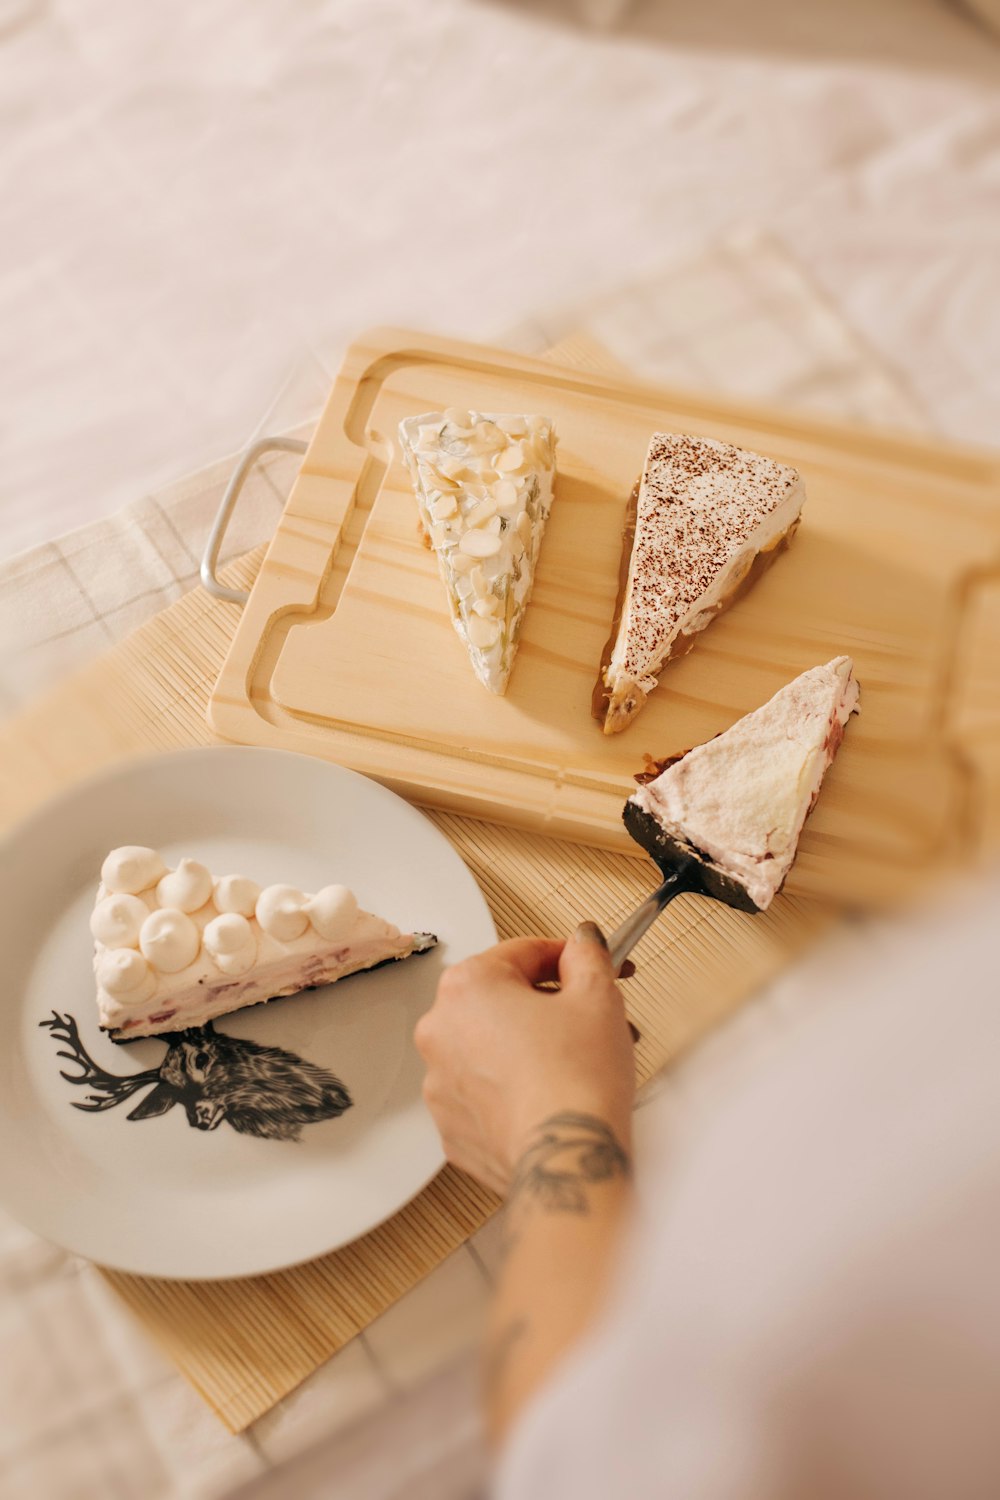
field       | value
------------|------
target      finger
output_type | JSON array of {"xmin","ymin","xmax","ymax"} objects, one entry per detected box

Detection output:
[
  {"xmin": 413, "ymin": 1011, "xmax": 433, "ymax": 1059},
  {"xmin": 491, "ymin": 937, "xmax": 566, "ymax": 987},
  {"xmin": 558, "ymin": 921, "xmax": 621, "ymax": 997}
]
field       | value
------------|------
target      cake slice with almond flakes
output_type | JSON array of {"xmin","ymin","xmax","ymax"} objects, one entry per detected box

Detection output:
[{"xmin": 399, "ymin": 408, "xmax": 557, "ymax": 694}]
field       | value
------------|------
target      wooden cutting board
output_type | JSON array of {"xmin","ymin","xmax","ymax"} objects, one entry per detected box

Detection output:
[{"xmin": 209, "ymin": 328, "xmax": 1000, "ymax": 908}]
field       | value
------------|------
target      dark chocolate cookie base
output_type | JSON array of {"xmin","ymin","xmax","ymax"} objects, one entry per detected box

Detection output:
[{"xmin": 622, "ymin": 802, "xmax": 762, "ymax": 914}]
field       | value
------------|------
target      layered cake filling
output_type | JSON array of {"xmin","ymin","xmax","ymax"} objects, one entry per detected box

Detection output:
[
  {"xmin": 92, "ymin": 847, "xmax": 435, "ymax": 1039},
  {"xmin": 398, "ymin": 408, "xmax": 557, "ymax": 694},
  {"xmin": 596, "ymin": 433, "xmax": 805, "ymax": 734},
  {"xmin": 626, "ymin": 656, "xmax": 859, "ymax": 911}
]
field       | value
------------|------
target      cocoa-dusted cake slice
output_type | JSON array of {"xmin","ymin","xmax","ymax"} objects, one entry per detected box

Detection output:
[
  {"xmin": 594, "ymin": 434, "xmax": 805, "ymax": 734},
  {"xmin": 624, "ymin": 657, "xmax": 859, "ymax": 912}
]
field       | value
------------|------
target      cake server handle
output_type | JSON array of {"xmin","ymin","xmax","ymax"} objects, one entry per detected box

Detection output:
[{"xmin": 607, "ymin": 865, "xmax": 693, "ymax": 974}]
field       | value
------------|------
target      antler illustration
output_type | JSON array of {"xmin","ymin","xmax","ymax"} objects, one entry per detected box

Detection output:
[{"xmin": 39, "ymin": 1012, "xmax": 161, "ymax": 1112}]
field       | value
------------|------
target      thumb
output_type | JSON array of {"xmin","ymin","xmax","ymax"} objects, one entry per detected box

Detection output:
[{"xmin": 558, "ymin": 921, "xmax": 619, "ymax": 997}]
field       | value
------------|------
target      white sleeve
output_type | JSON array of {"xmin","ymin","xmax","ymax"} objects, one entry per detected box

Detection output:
[{"xmin": 497, "ymin": 877, "xmax": 1000, "ymax": 1500}]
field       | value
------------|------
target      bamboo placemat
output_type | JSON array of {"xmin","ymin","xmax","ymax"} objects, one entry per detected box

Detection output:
[
  {"xmin": 0, "ymin": 338, "xmax": 932, "ymax": 1431},
  {"xmin": 0, "ymin": 536, "xmax": 837, "ymax": 1426}
]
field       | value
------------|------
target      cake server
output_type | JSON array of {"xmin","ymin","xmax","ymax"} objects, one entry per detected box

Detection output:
[
  {"xmin": 606, "ymin": 858, "xmax": 704, "ymax": 974},
  {"xmin": 606, "ymin": 834, "xmax": 762, "ymax": 974}
]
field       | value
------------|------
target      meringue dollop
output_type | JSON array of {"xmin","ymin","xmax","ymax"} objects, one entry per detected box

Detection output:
[
  {"xmin": 139, "ymin": 907, "xmax": 201, "ymax": 972},
  {"xmin": 203, "ymin": 913, "xmax": 257, "ymax": 976},
  {"xmin": 90, "ymin": 893, "xmax": 148, "ymax": 948},
  {"xmin": 213, "ymin": 875, "xmax": 262, "ymax": 918},
  {"xmin": 96, "ymin": 949, "xmax": 156, "ymax": 1005},
  {"xmin": 307, "ymin": 885, "xmax": 360, "ymax": 942},
  {"xmin": 156, "ymin": 858, "xmax": 213, "ymax": 913},
  {"xmin": 255, "ymin": 884, "xmax": 309, "ymax": 942},
  {"xmin": 101, "ymin": 846, "xmax": 166, "ymax": 896}
]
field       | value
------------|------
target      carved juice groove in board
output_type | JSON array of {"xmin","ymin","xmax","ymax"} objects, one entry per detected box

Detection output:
[{"xmin": 40, "ymin": 1012, "xmax": 352, "ymax": 1142}]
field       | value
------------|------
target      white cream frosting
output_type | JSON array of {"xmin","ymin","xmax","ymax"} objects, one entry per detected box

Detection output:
[
  {"xmin": 306, "ymin": 885, "xmax": 359, "ymax": 942},
  {"xmin": 398, "ymin": 409, "xmax": 557, "ymax": 694},
  {"xmin": 90, "ymin": 893, "xmax": 147, "ymax": 948},
  {"xmin": 92, "ymin": 851, "xmax": 420, "ymax": 1031},
  {"xmin": 213, "ymin": 874, "xmax": 261, "ymax": 917},
  {"xmin": 96, "ymin": 948, "xmax": 156, "ymax": 1005},
  {"xmin": 156, "ymin": 857, "xmax": 213, "ymax": 913},
  {"xmin": 255, "ymin": 884, "xmax": 310, "ymax": 941},
  {"xmin": 139, "ymin": 907, "xmax": 201, "ymax": 973},
  {"xmin": 203, "ymin": 913, "xmax": 257, "ymax": 976},
  {"xmin": 631, "ymin": 656, "xmax": 859, "ymax": 910},
  {"xmin": 100, "ymin": 846, "xmax": 166, "ymax": 895}
]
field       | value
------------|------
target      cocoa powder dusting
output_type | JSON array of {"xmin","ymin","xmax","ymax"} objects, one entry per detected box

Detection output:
[{"xmin": 622, "ymin": 434, "xmax": 801, "ymax": 678}]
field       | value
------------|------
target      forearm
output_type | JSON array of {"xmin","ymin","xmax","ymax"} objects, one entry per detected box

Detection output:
[
  {"xmin": 483, "ymin": 1111, "xmax": 633, "ymax": 1445},
  {"xmin": 414, "ymin": 928, "xmax": 639, "ymax": 1442}
]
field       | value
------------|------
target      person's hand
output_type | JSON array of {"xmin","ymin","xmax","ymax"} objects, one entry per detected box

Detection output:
[{"xmin": 414, "ymin": 924, "xmax": 636, "ymax": 1196}]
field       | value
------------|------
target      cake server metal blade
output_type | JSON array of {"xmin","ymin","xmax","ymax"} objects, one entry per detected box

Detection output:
[{"xmin": 606, "ymin": 858, "xmax": 701, "ymax": 973}]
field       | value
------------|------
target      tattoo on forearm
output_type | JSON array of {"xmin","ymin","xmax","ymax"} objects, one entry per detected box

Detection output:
[
  {"xmin": 501, "ymin": 1113, "xmax": 630, "ymax": 1260},
  {"xmin": 483, "ymin": 1315, "xmax": 529, "ymax": 1402},
  {"xmin": 486, "ymin": 1118, "xmax": 630, "ymax": 1411}
]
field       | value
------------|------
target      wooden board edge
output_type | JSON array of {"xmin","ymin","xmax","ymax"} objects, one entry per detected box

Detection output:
[{"xmin": 337, "ymin": 326, "xmax": 1000, "ymax": 489}]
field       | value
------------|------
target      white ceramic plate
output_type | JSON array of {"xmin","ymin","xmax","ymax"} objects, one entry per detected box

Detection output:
[{"xmin": 0, "ymin": 748, "xmax": 496, "ymax": 1280}]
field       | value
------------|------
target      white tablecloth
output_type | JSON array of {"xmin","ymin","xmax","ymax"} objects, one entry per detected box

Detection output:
[{"xmin": 1, "ymin": 0, "xmax": 998, "ymax": 561}]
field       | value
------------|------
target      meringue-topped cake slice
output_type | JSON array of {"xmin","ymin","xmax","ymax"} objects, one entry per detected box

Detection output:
[
  {"xmin": 624, "ymin": 657, "xmax": 859, "ymax": 911},
  {"xmin": 398, "ymin": 408, "xmax": 557, "ymax": 694},
  {"xmin": 91, "ymin": 847, "xmax": 437, "ymax": 1040},
  {"xmin": 595, "ymin": 433, "xmax": 805, "ymax": 734}
]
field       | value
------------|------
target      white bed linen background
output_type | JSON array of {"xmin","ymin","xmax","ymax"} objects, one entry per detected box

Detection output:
[
  {"xmin": 2, "ymin": 4, "xmax": 999, "ymax": 1499},
  {"xmin": 2, "ymin": 0, "xmax": 999, "ymax": 563}
]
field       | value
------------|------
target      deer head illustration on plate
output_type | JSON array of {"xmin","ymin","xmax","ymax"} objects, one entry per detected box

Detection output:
[{"xmin": 40, "ymin": 1012, "xmax": 353, "ymax": 1142}]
